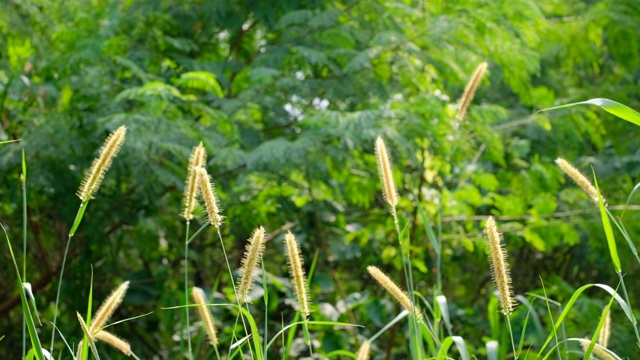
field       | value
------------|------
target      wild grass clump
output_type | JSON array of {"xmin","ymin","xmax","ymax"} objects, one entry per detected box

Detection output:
[{"xmin": 6, "ymin": 101, "xmax": 640, "ymax": 359}]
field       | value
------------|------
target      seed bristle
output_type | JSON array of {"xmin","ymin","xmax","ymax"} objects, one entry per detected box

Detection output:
[{"xmin": 285, "ymin": 231, "xmax": 311, "ymax": 320}]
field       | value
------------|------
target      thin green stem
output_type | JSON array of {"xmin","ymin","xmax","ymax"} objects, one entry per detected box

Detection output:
[
  {"xmin": 21, "ymin": 173, "xmax": 27, "ymax": 359},
  {"xmin": 617, "ymin": 272, "xmax": 640, "ymax": 345},
  {"xmin": 184, "ymin": 221, "xmax": 192, "ymax": 358},
  {"xmin": 505, "ymin": 315, "xmax": 517, "ymax": 359},
  {"xmin": 392, "ymin": 209, "xmax": 423, "ymax": 359},
  {"xmin": 50, "ymin": 200, "xmax": 89, "ymax": 353}
]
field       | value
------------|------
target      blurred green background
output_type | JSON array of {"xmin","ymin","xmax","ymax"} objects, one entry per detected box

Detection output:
[{"xmin": 1, "ymin": 0, "xmax": 640, "ymax": 358}]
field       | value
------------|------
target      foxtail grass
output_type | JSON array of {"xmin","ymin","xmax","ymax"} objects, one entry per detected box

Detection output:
[
  {"xmin": 578, "ymin": 339, "xmax": 615, "ymax": 360},
  {"xmin": 77, "ymin": 126, "xmax": 127, "ymax": 201},
  {"xmin": 598, "ymin": 308, "xmax": 611, "ymax": 348},
  {"xmin": 196, "ymin": 166, "xmax": 223, "ymax": 228},
  {"xmin": 374, "ymin": 136, "xmax": 398, "ymax": 210},
  {"xmin": 457, "ymin": 62, "xmax": 488, "ymax": 121},
  {"xmin": 356, "ymin": 340, "xmax": 371, "ymax": 360},
  {"xmin": 191, "ymin": 287, "xmax": 219, "ymax": 347},
  {"xmin": 182, "ymin": 142, "xmax": 207, "ymax": 222},
  {"xmin": 90, "ymin": 281, "xmax": 129, "ymax": 333},
  {"xmin": 555, "ymin": 158, "xmax": 602, "ymax": 204},
  {"xmin": 367, "ymin": 266, "xmax": 422, "ymax": 320},
  {"xmin": 484, "ymin": 217, "xmax": 517, "ymax": 358},
  {"xmin": 373, "ymin": 136, "xmax": 422, "ymax": 359},
  {"xmin": 51, "ymin": 126, "xmax": 128, "ymax": 351},
  {"xmin": 284, "ymin": 231, "xmax": 311, "ymax": 320},
  {"xmin": 237, "ymin": 227, "xmax": 266, "ymax": 303},
  {"xmin": 94, "ymin": 331, "xmax": 131, "ymax": 356}
]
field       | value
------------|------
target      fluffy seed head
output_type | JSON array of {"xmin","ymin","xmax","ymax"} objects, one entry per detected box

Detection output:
[
  {"xmin": 196, "ymin": 166, "xmax": 223, "ymax": 227},
  {"xmin": 457, "ymin": 61, "xmax": 488, "ymax": 121},
  {"xmin": 284, "ymin": 231, "xmax": 311, "ymax": 320},
  {"xmin": 237, "ymin": 227, "xmax": 267, "ymax": 303},
  {"xmin": 94, "ymin": 330, "xmax": 132, "ymax": 356},
  {"xmin": 367, "ymin": 266, "xmax": 422, "ymax": 320},
  {"xmin": 578, "ymin": 339, "xmax": 615, "ymax": 360},
  {"xmin": 485, "ymin": 217, "xmax": 516, "ymax": 315},
  {"xmin": 598, "ymin": 308, "xmax": 611, "ymax": 348},
  {"xmin": 374, "ymin": 136, "xmax": 398, "ymax": 208},
  {"xmin": 356, "ymin": 340, "xmax": 371, "ymax": 360},
  {"xmin": 77, "ymin": 312, "xmax": 99, "ymax": 360},
  {"xmin": 191, "ymin": 287, "xmax": 218, "ymax": 347},
  {"xmin": 182, "ymin": 142, "xmax": 207, "ymax": 221},
  {"xmin": 77, "ymin": 126, "xmax": 127, "ymax": 201},
  {"xmin": 555, "ymin": 158, "xmax": 603, "ymax": 204},
  {"xmin": 90, "ymin": 281, "xmax": 130, "ymax": 333}
]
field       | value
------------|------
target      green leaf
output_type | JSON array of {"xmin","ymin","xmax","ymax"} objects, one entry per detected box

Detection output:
[
  {"xmin": 538, "ymin": 98, "xmax": 640, "ymax": 127},
  {"xmin": 0, "ymin": 224, "xmax": 44, "ymax": 360},
  {"xmin": 593, "ymin": 171, "xmax": 622, "ymax": 273}
]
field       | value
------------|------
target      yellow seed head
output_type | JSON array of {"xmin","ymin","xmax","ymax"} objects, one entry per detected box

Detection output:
[
  {"xmin": 374, "ymin": 136, "xmax": 398, "ymax": 208},
  {"xmin": 196, "ymin": 166, "xmax": 223, "ymax": 227},
  {"xmin": 555, "ymin": 158, "xmax": 603, "ymax": 204},
  {"xmin": 237, "ymin": 227, "xmax": 267, "ymax": 303},
  {"xmin": 182, "ymin": 142, "xmax": 207, "ymax": 221},
  {"xmin": 485, "ymin": 217, "xmax": 516, "ymax": 315},
  {"xmin": 90, "ymin": 281, "xmax": 130, "ymax": 333},
  {"xmin": 598, "ymin": 308, "xmax": 611, "ymax": 348},
  {"xmin": 77, "ymin": 126, "xmax": 127, "ymax": 201},
  {"xmin": 94, "ymin": 330, "xmax": 132, "ymax": 356},
  {"xmin": 578, "ymin": 339, "xmax": 615, "ymax": 360},
  {"xmin": 77, "ymin": 312, "xmax": 99, "ymax": 359},
  {"xmin": 285, "ymin": 231, "xmax": 311, "ymax": 320},
  {"xmin": 191, "ymin": 286, "xmax": 219, "ymax": 347},
  {"xmin": 457, "ymin": 61, "xmax": 488, "ymax": 121},
  {"xmin": 356, "ymin": 340, "xmax": 371, "ymax": 360},
  {"xmin": 367, "ymin": 266, "xmax": 422, "ymax": 320}
]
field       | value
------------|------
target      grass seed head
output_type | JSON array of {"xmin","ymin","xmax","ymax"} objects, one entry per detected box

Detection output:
[
  {"xmin": 90, "ymin": 281, "xmax": 130, "ymax": 333},
  {"xmin": 77, "ymin": 125, "xmax": 127, "ymax": 201},
  {"xmin": 357, "ymin": 340, "xmax": 371, "ymax": 360},
  {"xmin": 374, "ymin": 136, "xmax": 398, "ymax": 208},
  {"xmin": 457, "ymin": 61, "xmax": 488, "ymax": 121},
  {"xmin": 578, "ymin": 339, "xmax": 615, "ymax": 360},
  {"xmin": 182, "ymin": 142, "xmax": 207, "ymax": 222},
  {"xmin": 196, "ymin": 166, "xmax": 223, "ymax": 227},
  {"xmin": 94, "ymin": 330, "xmax": 132, "ymax": 356},
  {"xmin": 284, "ymin": 231, "xmax": 311, "ymax": 320},
  {"xmin": 367, "ymin": 266, "xmax": 422, "ymax": 320},
  {"xmin": 555, "ymin": 158, "xmax": 603, "ymax": 205},
  {"xmin": 237, "ymin": 226, "xmax": 266, "ymax": 303},
  {"xmin": 485, "ymin": 217, "xmax": 516, "ymax": 315},
  {"xmin": 598, "ymin": 308, "xmax": 611, "ymax": 348},
  {"xmin": 191, "ymin": 286, "xmax": 218, "ymax": 347}
]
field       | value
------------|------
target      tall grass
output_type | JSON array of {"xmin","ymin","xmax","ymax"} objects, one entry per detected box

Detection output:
[{"xmin": 4, "ymin": 99, "xmax": 640, "ymax": 358}]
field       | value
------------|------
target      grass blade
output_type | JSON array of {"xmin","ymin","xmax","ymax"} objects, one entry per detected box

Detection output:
[
  {"xmin": 538, "ymin": 98, "xmax": 640, "ymax": 127},
  {"xmin": 593, "ymin": 171, "xmax": 622, "ymax": 273},
  {"xmin": 0, "ymin": 223, "xmax": 44, "ymax": 360}
]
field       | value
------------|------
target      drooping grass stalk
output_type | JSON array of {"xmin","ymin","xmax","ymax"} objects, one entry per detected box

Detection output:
[
  {"xmin": 374, "ymin": 136, "xmax": 423, "ymax": 358},
  {"xmin": 94, "ymin": 331, "xmax": 131, "ymax": 356},
  {"xmin": 51, "ymin": 126, "xmax": 126, "ymax": 352}
]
